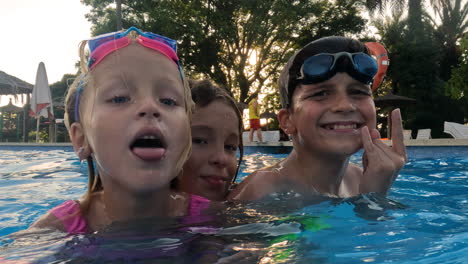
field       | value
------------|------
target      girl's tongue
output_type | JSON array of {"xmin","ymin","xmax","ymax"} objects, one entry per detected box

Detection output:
[
  {"xmin": 130, "ymin": 136, "xmax": 166, "ymax": 161},
  {"xmin": 132, "ymin": 147, "xmax": 165, "ymax": 161}
]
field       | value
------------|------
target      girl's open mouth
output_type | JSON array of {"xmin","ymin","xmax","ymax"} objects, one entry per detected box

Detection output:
[{"xmin": 130, "ymin": 135, "xmax": 166, "ymax": 161}]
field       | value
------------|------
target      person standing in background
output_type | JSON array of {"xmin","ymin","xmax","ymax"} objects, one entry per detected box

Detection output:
[{"xmin": 248, "ymin": 94, "xmax": 263, "ymax": 142}]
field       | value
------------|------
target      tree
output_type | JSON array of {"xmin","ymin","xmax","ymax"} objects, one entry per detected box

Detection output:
[
  {"xmin": 361, "ymin": 0, "xmax": 406, "ymax": 14},
  {"xmin": 445, "ymin": 34, "xmax": 468, "ymax": 98},
  {"xmin": 427, "ymin": 0, "xmax": 468, "ymax": 81},
  {"xmin": 445, "ymin": 34, "xmax": 468, "ymax": 122},
  {"xmin": 48, "ymin": 73, "xmax": 78, "ymax": 142},
  {"xmin": 50, "ymin": 74, "xmax": 77, "ymax": 103},
  {"xmin": 297, "ymin": 0, "xmax": 367, "ymax": 46},
  {"xmin": 116, "ymin": 0, "xmax": 122, "ymax": 30},
  {"xmin": 372, "ymin": 4, "xmax": 467, "ymax": 137},
  {"xmin": 81, "ymin": 0, "xmax": 366, "ymax": 105}
]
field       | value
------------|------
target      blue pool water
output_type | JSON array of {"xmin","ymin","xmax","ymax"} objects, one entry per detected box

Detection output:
[{"xmin": 0, "ymin": 145, "xmax": 467, "ymax": 263}]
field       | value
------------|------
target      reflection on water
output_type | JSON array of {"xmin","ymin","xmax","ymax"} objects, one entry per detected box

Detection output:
[
  {"xmin": 237, "ymin": 153, "xmax": 284, "ymax": 181},
  {"xmin": 1, "ymin": 193, "xmax": 404, "ymax": 264},
  {"xmin": 0, "ymin": 147, "xmax": 467, "ymax": 263}
]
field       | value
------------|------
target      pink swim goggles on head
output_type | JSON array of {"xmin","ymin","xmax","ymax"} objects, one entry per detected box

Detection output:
[
  {"xmin": 74, "ymin": 27, "xmax": 183, "ymax": 122},
  {"xmin": 87, "ymin": 26, "xmax": 180, "ymax": 69}
]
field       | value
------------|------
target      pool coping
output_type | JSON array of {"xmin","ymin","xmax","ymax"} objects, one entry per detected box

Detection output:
[
  {"xmin": 1, "ymin": 139, "xmax": 468, "ymax": 147},
  {"xmin": 246, "ymin": 139, "xmax": 468, "ymax": 146}
]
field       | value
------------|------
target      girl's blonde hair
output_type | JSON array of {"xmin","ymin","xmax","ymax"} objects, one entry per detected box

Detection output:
[{"xmin": 64, "ymin": 37, "xmax": 193, "ymax": 213}]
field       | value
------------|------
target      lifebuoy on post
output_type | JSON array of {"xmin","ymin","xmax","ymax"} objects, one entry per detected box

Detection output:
[{"xmin": 365, "ymin": 42, "xmax": 389, "ymax": 91}]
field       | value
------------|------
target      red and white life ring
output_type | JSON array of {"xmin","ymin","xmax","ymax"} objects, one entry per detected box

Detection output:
[{"xmin": 365, "ymin": 42, "xmax": 389, "ymax": 91}]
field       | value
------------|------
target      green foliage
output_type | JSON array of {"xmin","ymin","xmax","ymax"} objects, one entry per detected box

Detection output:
[
  {"xmin": 81, "ymin": 0, "xmax": 366, "ymax": 104},
  {"xmin": 360, "ymin": 0, "xmax": 406, "ymax": 14},
  {"xmin": 427, "ymin": 0, "xmax": 468, "ymax": 82},
  {"xmin": 262, "ymin": 92, "xmax": 282, "ymax": 130},
  {"xmin": 80, "ymin": 0, "xmax": 467, "ymax": 136},
  {"xmin": 0, "ymin": 112, "xmax": 23, "ymax": 142},
  {"xmin": 28, "ymin": 127, "xmax": 49, "ymax": 143},
  {"xmin": 373, "ymin": 2, "xmax": 467, "ymax": 136},
  {"xmin": 50, "ymin": 73, "xmax": 77, "ymax": 130},
  {"xmin": 297, "ymin": 0, "xmax": 367, "ymax": 46},
  {"xmin": 445, "ymin": 34, "xmax": 468, "ymax": 122},
  {"xmin": 50, "ymin": 73, "xmax": 77, "ymax": 103},
  {"xmin": 445, "ymin": 34, "xmax": 468, "ymax": 100}
]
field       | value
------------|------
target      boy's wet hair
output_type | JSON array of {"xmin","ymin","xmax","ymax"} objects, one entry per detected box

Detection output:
[
  {"xmin": 189, "ymin": 79, "xmax": 244, "ymax": 183},
  {"xmin": 278, "ymin": 36, "xmax": 370, "ymax": 108}
]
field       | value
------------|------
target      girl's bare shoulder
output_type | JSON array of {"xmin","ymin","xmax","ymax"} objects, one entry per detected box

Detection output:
[{"xmin": 28, "ymin": 211, "xmax": 65, "ymax": 232}]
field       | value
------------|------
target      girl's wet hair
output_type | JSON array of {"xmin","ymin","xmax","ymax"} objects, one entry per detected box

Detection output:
[
  {"xmin": 278, "ymin": 36, "xmax": 370, "ymax": 108},
  {"xmin": 64, "ymin": 43, "xmax": 100, "ymax": 212},
  {"xmin": 64, "ymin": 39, "xmax": 193, "ymax": 213},
  {"xmin": 189, "ymin": 79, "xmax": 244, "ymax": 183}
]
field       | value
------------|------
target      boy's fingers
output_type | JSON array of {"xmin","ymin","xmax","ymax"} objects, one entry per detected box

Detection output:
[
  {"xmin": 390, "ymin": 109, "xmax": 407, "ymax": 159},
  {"xmin": 369, "ymin": 128, "xmax": 381, "ymax": 140},
  {"xmin": 361, "ymin": 126, "xmax": 374, "ymax": 152},
  {"xmin": 370, "ymin": 128, "xmax": 404, "ymax": 164},
  {"xmin": 372, "ymin": 131, "xmax": 407, "ymax": 169},
  {"xmin": 362, "ymin": 151, "xmax": 368, "ymax": 169}
]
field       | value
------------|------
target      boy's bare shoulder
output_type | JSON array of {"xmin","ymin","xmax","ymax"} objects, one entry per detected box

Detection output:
[
  {"xmin": 342, "ymin": 163, "xmax": 364, "ymax": 196},
  {"xmin": 228, "ymin": 164, "xmax": 284, "ymax": 201}
]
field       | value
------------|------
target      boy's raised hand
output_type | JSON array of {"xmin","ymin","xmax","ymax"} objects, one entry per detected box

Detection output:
[{"xmin": 360, "ymin": 109, "xmax": 407, "ymax": 195}]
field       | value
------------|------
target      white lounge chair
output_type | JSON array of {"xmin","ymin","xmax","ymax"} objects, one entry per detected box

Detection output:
[
  {"xmin": 416, "ymin": 129, "xmax": 431, "ymax": 139},
  {"xmin": 403, "ymin": 129, "xmax": 413, "ymax": 140},
  {"xmin": 444, "ymin": 121, "xmax": 468, "ymax": 139}
]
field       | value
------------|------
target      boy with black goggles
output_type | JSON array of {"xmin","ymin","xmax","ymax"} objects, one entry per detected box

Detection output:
[
  {"xmin": 278, "ymin": 37, "xmax": 380, "ymax": 108},
  {"xmin": 229, "ymin": 36, "xmax": 407, "ymax": 202}
]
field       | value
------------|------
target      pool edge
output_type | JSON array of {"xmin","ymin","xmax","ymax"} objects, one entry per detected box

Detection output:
[{"xmin": 1, "ymin": 138, "xmax": 467, "ymax": 147}]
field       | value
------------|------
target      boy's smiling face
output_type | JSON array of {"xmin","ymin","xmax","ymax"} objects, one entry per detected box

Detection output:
[
  {"xmin": 75, "ymin": 43, "xmax": 190, "ymax": 193},
  {"xmin": 284, "ymin": 72, "xmax": 376, "ymax": 156}
]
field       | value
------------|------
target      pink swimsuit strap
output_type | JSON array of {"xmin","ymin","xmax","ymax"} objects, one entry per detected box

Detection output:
[
  {"xmin": 179, "ymin": 194, "xmax": 214, "ymax": 228},
  {"xmin": 188, "ymin": 194, "xmax": 211, "ymax": 216},
  {"xmin": 50, "ymin": 200, "xmax": 87, "ymax": 234}
]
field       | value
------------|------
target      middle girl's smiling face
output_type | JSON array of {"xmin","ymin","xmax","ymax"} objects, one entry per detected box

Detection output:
[
  {"xmin": 178, "ymin": 100, "xmax": 240, "ymax": 201},
  {"xmin": 80, "ymin": 43, "xmax": 190, "ymax": 193},
  {"xmin": 288, "ymin": 72, "xmax": 376, "ymax": 156}
]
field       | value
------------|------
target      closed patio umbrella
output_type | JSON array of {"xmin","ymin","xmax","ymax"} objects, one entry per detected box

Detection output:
[{"xmin": 30, "ymin": 62, "xmax": 54, "ymax": 142}]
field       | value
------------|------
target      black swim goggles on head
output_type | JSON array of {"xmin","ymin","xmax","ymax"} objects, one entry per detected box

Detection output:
[{"xmin": 297, "ymin": 52, "xmax": 378, "ymax": 85}]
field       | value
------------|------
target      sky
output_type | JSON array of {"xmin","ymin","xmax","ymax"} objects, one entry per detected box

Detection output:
[{"xmin": 0, "ymin": 0, "xmax": 91, "ymax": 106}]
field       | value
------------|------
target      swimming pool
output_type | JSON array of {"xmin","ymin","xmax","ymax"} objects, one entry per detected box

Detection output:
[{"xmin": 0, "ymin": 145, "xmax": 467, "ymax": 263}]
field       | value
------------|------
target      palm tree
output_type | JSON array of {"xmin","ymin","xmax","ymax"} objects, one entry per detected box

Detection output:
[
  {"xmin": 373, "ymin": 10, "xmax": 407, "ymax": 48},
  {"xmin": 362, "ymin": 0, "xmax": 406, "ymax": 14},
  {"xmin": 426, "ymin": 0, "xmax": 468, "ymax": 81},
  {"xmin": 363, "ymin": 0, "xmax": 424, "ymax": 39}
]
